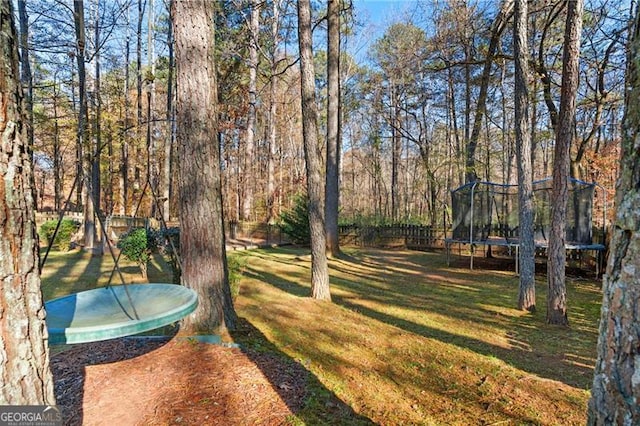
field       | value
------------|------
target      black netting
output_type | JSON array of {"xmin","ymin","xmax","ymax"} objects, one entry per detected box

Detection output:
[{"xmin": 450, "ymin": 178, "xmax": 596, "ymax": 245}]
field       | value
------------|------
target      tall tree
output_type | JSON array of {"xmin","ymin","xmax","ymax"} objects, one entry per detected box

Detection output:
[
  {"xmin": 162, "ymin": 0, "xmax": 175, "ymax": 222},
  {"xmin": 172, "ymin": 0, "xmax": 237, "ymax": 332},
  {"xmin": 297, "ymin": 0, "xmax": 330, "ymax": 300},
  {"xmin": 73, "ymin": 0, "xmax": 100, "ymax": 253},
  {"xmin": 588, "ymin": 7, "xmax": 640, "ymax": 423},
  {"xmin": 547, "ymin": 0, "xmax": 584, "ymax": 325},
  {"xmin": 243, "ymin": 0, "xmax": 259, "ymax": 221},
  {"xmin": 17, "ymin": 0, "xmax": 33, "ymax": 159},
  {"xmin": 514, "ymin": 0, "xmax": 535, "ymax": 311},
  {"xmin": 0, "ymin": 0, "xmax": 55, "ymax": 404},
  {"xmin": 465, "ymin": 0, "xmax": 513, "ymax": 183},
  {"xmin": 325, "ymin": 0, "xmax": 341, "ymax": 256},
  {"xmin": 265, "ymin": 0, "xmax": 282, "ymax": 224}
]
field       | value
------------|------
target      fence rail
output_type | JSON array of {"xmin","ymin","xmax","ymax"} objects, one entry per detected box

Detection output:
[{"xmin": 338, "ymin": 224, "xmax": 447, "ymax": 249}]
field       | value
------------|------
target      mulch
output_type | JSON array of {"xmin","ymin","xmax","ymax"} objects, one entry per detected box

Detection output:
[{"xmin": 51, "ymin": 337, "xmax": 309, "ymax": 425}]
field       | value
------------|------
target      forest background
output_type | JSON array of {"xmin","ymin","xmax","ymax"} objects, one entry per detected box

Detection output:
[{"xmin": 21, "ymin": 0, "xmax": 629, "ymax": 236}]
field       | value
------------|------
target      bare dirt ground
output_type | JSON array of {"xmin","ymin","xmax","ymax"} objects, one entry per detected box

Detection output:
[{"xmin": 51, "ymin": 336, "xmax": 308, "ymax": 425}]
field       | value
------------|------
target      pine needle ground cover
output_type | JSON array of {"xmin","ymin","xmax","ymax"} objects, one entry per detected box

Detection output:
[{"xmin": 234, "ymin": 247, "xmax": 599, "ymax": 425}]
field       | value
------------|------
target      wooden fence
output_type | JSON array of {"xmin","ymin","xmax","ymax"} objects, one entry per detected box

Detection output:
[{"xmin": 338, "ymin": 224, "xmax": 447, "ymax": 249}]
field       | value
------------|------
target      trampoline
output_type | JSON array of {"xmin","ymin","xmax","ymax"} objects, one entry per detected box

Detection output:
[
  {"xmin": 46, "ymin": 283, "xmax": 198, "ymax": 345},
  {"xmin": 445, "ymin": 177, "xmax": 606, "ymax": 273}
]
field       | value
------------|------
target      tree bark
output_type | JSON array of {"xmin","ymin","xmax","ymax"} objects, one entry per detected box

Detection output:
[
  {"xmin": 172, "ymin": 0, "xmax": 237, "ymax": 333},
  {"xmin": 547, "ymin": 0, "xmax": 583, "ymax": 326},
  {"xmin": 588, "ymin": 9, "xmax": 640, "ymax": 423},
  {"xmin": 243, "ymin": 0, "xmax": 259, "ymax": 221},
  {"xmin": 514, "ymin": 0, "xmax": 535, "ymax": 312},
  {"xmin": 265, "ymin": 0, "xmax": 282, "ymax": 224},
  {"xmin": 465, "ymin": 0, "xmax": 513, "ymax": 183},
  {"xmin": 17, "ymin": 0, "xmax": 33, "ymax": 159},
  {"xmin": 163, "ymin": 0, "xmax": 174, "ymax": 222},
  {"xmin": 0, "ymin": 0, "xmax": 55, "ymax": 404},
  {"xmin": 297, "ymin": 0, "xmax": 330, "ymax": 301},
  {"xmin": 325, "ymin": 0, "xmax": 341, "ymax": 257},
  {"xmin": 73, "ymin": 0, "xmax": 99, "ymax": 253}
]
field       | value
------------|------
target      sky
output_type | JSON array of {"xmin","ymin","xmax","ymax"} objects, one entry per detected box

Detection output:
[{"xmin": 348, "ymin": 0, "xmax": 420, "ymax": 61}]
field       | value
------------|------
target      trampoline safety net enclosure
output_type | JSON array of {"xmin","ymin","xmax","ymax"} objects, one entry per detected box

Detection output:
[{"xmin": 447, "ymin": 177, "xmax": 605, "ymax": 270}]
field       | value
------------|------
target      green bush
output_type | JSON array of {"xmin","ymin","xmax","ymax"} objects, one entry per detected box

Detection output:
[
  {"xmin": 277, "ymin": 192, "xmax": 310, "ymax": 245},
  {"xmin": 123, "ymin": 226, "xmax": 246, "ymax": 298},
  {"xmin": 39, "ymin": 219, "xmax": 79, "ymax": 251},
  {"xmin": 117, "ymin": 228, "xmax": 152, "ymax": 277}
]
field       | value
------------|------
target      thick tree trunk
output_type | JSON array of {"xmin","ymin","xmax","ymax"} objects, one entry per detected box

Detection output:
[
  {"xmin": 297, "ymin": 0, "xmax": 330, "ymax": 301},
  {"xmin": 0, "ymin": 0, "xmax": 55, "ymax": 404},
  {"xmin": 547, "ymin": 0, "xmax": 583, "ymax": 326},
  {"xmin": 514, "ymin": 0, "xmax": 535, "ymax": 312},
  {"xmin": 172, "ymin": 0, "xmax": 237, "ymax": 332},
  {"xmin": 325, "ymin": 0, "xmax": 341, "ymax": 257},
  {"xmin": 588, "ymin": 9, "xmax": 640, "ymax": 423}
]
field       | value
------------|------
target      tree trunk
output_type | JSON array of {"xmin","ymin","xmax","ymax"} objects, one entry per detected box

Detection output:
[
  {"xmin": 547, "ymin": 0, "xmax": 583, "ymax": 326},
  {"xmin": 52, "ymin": 79, "xmax": 62, "ymax": 212},
  {"xmin": 91, "ymin": 0, "xmax": 103, "ymax": 254},
  {"xmin": 325, "ymin": 0, "xmax": 341, "ymax": 257},
  {"xmin": 120, "ymin": 0, "xmax": 131, "ymax": 216},
  {"xmin": 391, "ymin": 84, "xmax": 400, "ymax": 221},
  {"xmin": 135, "ymin": 0, "xmax": 144, "ymax": 191},
  {"xmin": 588, "ymin": 9, "xmax": 640, "ymax": 423},
  {"xmin": 243, "ymin": 0, "xmax": 259, "ymax": 221},
  {"xmin": 265, "ymin": 0, "xmax": 281, "ymax": 225},
  {"xmin": 163, "ymin": 0, "xmax": 174, "ymax": 222},
  {"xmin": 172, "ymin": 0, "xmax": 237, "ymax": 332},
  {"xmin": 0, "ymin": 0, "xmax": 55, "ymax": 404},
  {"xmin": 17, "ymin": 0, "xmax": 33, "ymax": 159},
  {"xmin": 465, "ymin": 0, "xmax": 513, "ymax": 183},
  {"xmin": 514, "ymin": 0, "xmax": 535, "ymax": 312},
  {"xmin": 73, "ymin": 0, "xmax": 99, "ymax": 253},
  {"xmin": 297, "ymin": 0, "xmax": 330, "ymax": 301}
]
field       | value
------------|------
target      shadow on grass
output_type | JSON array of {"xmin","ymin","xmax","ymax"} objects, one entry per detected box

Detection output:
[
  {"xmin": 246, "ymin": 247, "xmax": 598, "ymax": 390},
  {"xmin": 230, "ymin": 317, "xmax": 375, "ymax": 425},
  {"xmin": 41, "ymin": 250, "xmax": 106, "ymax": 301}
]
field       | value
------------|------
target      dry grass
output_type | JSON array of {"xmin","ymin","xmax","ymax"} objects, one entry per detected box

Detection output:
[
  {"xmin": 41, "ymin": 246, "xmax": 601, "ymax": 425},
  {"xmin": 234, "ymin": 247, "xmax": 600, "ymax": 425}
]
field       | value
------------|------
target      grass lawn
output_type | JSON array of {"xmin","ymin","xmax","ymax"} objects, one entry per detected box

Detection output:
[{"xmin": 41, "ymin": 246, "xmax": 601, "ymax": 425}]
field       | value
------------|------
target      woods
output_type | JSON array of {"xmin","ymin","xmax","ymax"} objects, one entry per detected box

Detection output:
[
  {"xmin": 2, "ymin": 0, "xmax": 639, "ymax": 420},
  {"xmin": 15, "ymin": 0, "xmax": 625, "ymax": 233}
]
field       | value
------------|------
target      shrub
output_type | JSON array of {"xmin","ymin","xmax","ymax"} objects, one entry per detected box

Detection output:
[
  {"xmin": 117, "ymin": 228, "xmax": 152, "ymax": 278},
  {"xmin": 125, "ymin": 226, "xmax": 246, "ymax": 298},
  {"xmin": 39, "ymin": 219, "xmax": 80, "ymax": 251},
  {"xmin": 277, "ymin": 192, "xmax": 310, "ymax": 245}
]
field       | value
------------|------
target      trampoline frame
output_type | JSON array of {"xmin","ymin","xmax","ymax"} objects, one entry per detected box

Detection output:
[{"xmin": 445, "ymin": 178, "xmax": 607, "ymax": 274}]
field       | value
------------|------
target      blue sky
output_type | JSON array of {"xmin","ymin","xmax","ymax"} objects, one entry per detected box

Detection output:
[{"xmin": 348, "ymin": 0, "xmax": 420, "ymax": 61}]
